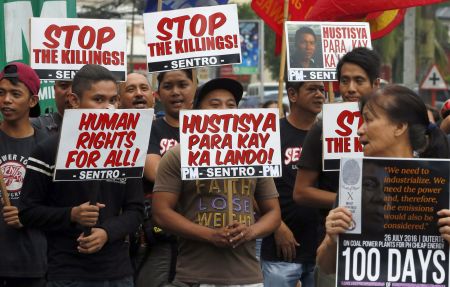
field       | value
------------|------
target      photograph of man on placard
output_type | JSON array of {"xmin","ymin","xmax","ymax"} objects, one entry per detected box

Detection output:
[{"xmin": 288, "ymin": 25, "xmax": 323, "ymax": 69}]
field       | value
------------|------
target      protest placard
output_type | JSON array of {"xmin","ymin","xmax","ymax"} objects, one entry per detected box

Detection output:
[
  {"xmin": 30, "ymin": 18, "xmax": 127, "ymax": 81},
  {"xmin": 337, "ymin": 157, "xmax": 450, "ymax": 286},
  {"xmin": 179, "ymin": 108, "xmax": 281, "ymax": 180},
  {"xmin": 54, "ymin": 109, "xmax": 153, "ymax": 181},
  {"xmin": 323, "ymin": 102, "xmax": 363, "ymax": 171},
  {"xmin": 285, "ymin": 21, "xmax": 371, "ymax": 82},
  {"xmin": 143, "ymin": 4, "xmax": 241, "ymax": 72}
]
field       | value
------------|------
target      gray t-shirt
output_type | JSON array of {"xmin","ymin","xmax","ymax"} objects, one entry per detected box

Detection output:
[{"xmin": 154, "ymin": 145, "xmax": 278, "ymax": 284}]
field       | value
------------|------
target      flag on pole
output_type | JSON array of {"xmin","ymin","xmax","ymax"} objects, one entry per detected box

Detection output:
[
  {"xmin": 145, "ymin": 0, "xmax": 229, "ymax": 12},
  {"xmin": 306, "ymin": 0, "xmax": 446, "ymax": 21}
]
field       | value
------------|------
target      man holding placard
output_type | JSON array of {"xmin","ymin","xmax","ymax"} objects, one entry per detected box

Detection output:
[
  {"xmin": 19, "ymin": 64, "xmax": 144, "ymax": 287},
  {"xmin": 152, "ymin": 78, "xmax": 281, "ymax": 286},
  {"xmin": 0, "ymin": 62, "xmax": 47, "ymax": 287},
  {"xmin": 294, "ymin": 47, "xmax": 381, "ymax": 232},
  {"xmin": 261, "ymin": 79, "xmax": 326, "ymax": 287}
]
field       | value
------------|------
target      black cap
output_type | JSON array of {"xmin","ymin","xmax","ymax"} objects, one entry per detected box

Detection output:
[{"xmin": 193, "ymin": 78, "xmax": 243, "ymax": 109}]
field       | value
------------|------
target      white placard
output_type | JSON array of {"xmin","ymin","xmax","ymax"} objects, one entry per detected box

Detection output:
[
  {"xmin": 30, "ymin": 18, "xmax": 127, "ymax": 81},
  {"xmin": 54, "ymin": 109, "xmax": 153, "ymax": 181},
  {"xmin": 285, "ymin": 21, "xmax": 371, "ymax": 81},
  {"xmin": 323, "ymin": 102, "xmax": 363, "ymax": 171},
  {"xmin": 143, "ymin": 4, "xmax": 241, "ymax": 72},
  {"xmin": 179, "ymin": 108, "xmax": 281, "ymax": 180}
]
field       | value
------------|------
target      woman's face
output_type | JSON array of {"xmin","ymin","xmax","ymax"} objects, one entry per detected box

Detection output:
[
  {"xmin": 358, "ymin": 101, "xmax": 404, "ymax": 157},
  {"xmin": 157, "ymin": 71, "xmax": 195, "ymax": 119}
]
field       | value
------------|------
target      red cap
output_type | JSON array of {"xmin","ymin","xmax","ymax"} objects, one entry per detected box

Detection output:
[{"xmin": 0, "ymin": 62, "xmax": 41, "ymax": 117}]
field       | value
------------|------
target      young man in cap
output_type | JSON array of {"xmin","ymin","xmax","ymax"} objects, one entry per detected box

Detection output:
[
  {"xmin": 19, "ymin": 64, "xmax": 144, "ymax": 287},
  {"xmin": 261, "ymin": 80, "xmax": 326, "ymax": 287},
  {"xmin": 31, "ymin": 80, "xmax": 72, "ymax": 135},
  {"xmin": 0, "ymin": 62, "xmax": 46, "ymax": 287},
  {"xmin": 152, "ymin": 78, "xmax": 281, "ymax": 286}
]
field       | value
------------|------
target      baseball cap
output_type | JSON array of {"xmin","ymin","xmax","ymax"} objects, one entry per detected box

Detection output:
[
  {"xmin": 0, "ymin": 62, "xmax": 41, "ymax": 117},
  {"xmin": 193, "ymin": 78, "xmax": 243, "ymax": 109}
]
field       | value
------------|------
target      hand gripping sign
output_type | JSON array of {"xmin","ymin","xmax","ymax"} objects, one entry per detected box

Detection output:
[
  {"xmin": 54, "ymin": 109, "xmax": 153, "ymax": 181},
  {"xmin": 30, "ymin": 18, "xmax": 127, "ymax": 81},
  {"xmin": 143, "ymin": 4, "xmax": 241, "ymax": 72}
]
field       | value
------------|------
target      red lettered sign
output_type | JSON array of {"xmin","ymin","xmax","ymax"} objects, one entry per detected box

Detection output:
[
  {"xmin": 30, "ymin": 18, "xmax": 127, "ymax": 81},
  {"xmin": 179, "ymin": 109, "xmax": 282, "ymax": 180},
  {"xmin": 143, "ymin": 4, "xmax": 241, "ymax": 72},
  {"xmin": 54, "ymin": 109, "xmax": 153, "ymax": 181}
]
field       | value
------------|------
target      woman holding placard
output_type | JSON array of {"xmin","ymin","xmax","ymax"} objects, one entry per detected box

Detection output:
[{"xmin": 316, "ymin": 85, "xmax": 450, "ymax": 279}]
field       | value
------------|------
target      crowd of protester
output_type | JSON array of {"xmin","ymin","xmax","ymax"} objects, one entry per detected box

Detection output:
[{"xmin": 2, "ymin": 46, "xmax": 450, "ymax": 287}]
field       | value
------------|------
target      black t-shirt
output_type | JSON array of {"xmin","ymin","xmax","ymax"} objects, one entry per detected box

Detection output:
[
  {"xmin": 297, "ymin": 120, "xmax": 339, "ymax": 193},
  {"xmin": 0, "ymin": 129, "xmax": 47, "ymax": 277},
  {"xmin": 144, "ymin": 118, "xmax": 179, "ymax": 193},
  {"xmin": 297, "ymin": 120, "xmax": 340, "ymax": 240},
  {"xmin": 19, "ymin": 134, "xmax": 144, "ymax": 281},
  {"xmin": 147, "ymin": 118, "xmax": 179, "ymax": 156},
  {"xmin": 261, "ymin": 118, "xmax": 319, "ymax": 263}
]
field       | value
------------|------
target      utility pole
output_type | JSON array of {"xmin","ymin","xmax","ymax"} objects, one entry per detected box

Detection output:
[{"xmin": 403, "ymin": 7, "xmax": 416, "ymax": 87}]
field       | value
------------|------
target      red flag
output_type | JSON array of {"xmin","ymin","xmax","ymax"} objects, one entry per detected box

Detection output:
[
  {"xmin": 366, "ymin": 9, "xmax": 406, "ymax": 39},
  {"xmin": 251, "ymin": 0, "xmax": 316, "ymax": 35},
  {"xmin": 306, "ymin": 0, "xmax": 446, "ymax": 21}
]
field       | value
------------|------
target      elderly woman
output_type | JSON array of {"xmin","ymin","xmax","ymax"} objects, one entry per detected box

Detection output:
[{"xmin": 315, "ymin": 85, "xmax": 449, "ymax": 279}]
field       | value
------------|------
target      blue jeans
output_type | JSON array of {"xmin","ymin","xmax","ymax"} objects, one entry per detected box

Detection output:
[
  {"xmin": 261, "ymin": 260, "xmax": 314, "ymax": 287},
  {"xmin": 46, "ymin": 276, "xmax": 133, "ymax": 287}
]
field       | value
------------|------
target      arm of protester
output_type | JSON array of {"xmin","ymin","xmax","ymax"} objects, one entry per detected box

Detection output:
[
  {"xmin": 2, "ymin": 205, "xmax": 23, "ymax": 228},
  {"xmin": 97, "ymin": 178, "xmax": 144, "ymax": 243},
  {"xmin": 77, "ymin": 227, "xmax": 108, "ymax": 254},
  {"xmin": 143, "ymin": 154, "xmax": 161, "ymax": 182},
  {"xmin": 274, "ymin": 220, "xmax": 299, "ymax": 262},
  {"xmin": 293, "ymin": 169, "xmax": 337, "ymax": 208},
  {"xmin": 227, "ymin": 196, "xmax": 281, "ymax": 248},
  {"xmin": 437, "ymin": 209, "xmax": 450, "ymax": 244},
  {"xmin": 153, "ymin": 191, "xmax": 233, "ymax": 248},
  {"xmin": 316, "ymin": 206, "xmax": 353, "ymax": 274},
  {"xmin": 70, "ymin": 202, "xmax": 105, "ymax": 227},
  {"xmin": 440, "ymin": 116, "xmax": 450, "ymax": 134},
  {"xmin": 19, "ymin": 138, "xmax": 75, "ymax": 231}
]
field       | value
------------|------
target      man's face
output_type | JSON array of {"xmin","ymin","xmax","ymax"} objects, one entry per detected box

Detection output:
[
  {"xmin": 0, "ymin": 79, "xmax": 37, "ymax": 122},
  {"xmin": 297, "ymin": 33, "xmax": 316, "ymax": 60},
  {"xmin": 294, "ymin": 81, "xmax": 326, "ymax": 115},
  {"xmin": 70, "ymin": 80, "xmax": 119, "ymax": 109},
  {"xmin": 339, "ymin": 63, "xmax": 377, "ymax": 102},
  {"xmin": 157, "ymin": 70, "xmax": 195, "ymax": 118},
  {"xmin": 54, "ymin": 80, "xmax": 72, "ymax": 115},
  {"xmin": 119, "ymin": 73, "xmax": 154, "ymax": 109},
  {"xmin": 198, "ymin": 89, "xmax": 237, "ymax": 110}
]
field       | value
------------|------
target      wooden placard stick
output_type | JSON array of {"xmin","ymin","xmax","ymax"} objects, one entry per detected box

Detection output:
[{"xmin": 0, "ymin": 169, "xmax": 11, "ymax": 206}]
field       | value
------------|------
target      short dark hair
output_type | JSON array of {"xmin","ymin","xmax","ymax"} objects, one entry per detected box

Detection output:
[
  {"xmin": 360, "ymin": 84, "xmax": 449, "ymax": 158},
  {"xmin": 72, "ymin": 64, "xmax": 117, "ymax": 97},
  {"xmin": 336, "ymin": 47, "xmax": 381, "ymax": 84},
  {"xmin": 157, "ymin": 69, "xmax": 194, "ymax": 90},
  {"xmin": 295, "ymin": 26, "xmax": 316, "ymax": 44}
]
